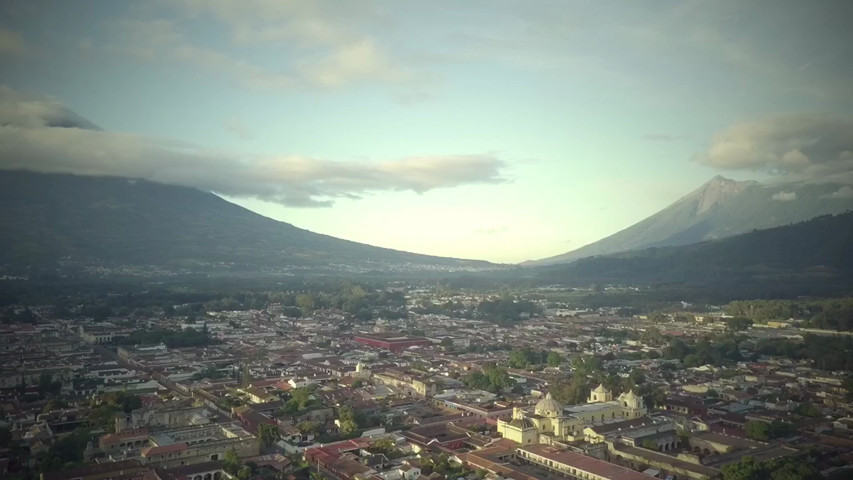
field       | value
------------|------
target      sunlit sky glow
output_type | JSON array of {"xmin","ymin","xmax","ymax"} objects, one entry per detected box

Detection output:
[{"xmin": 1, "ymin": 0, "xmax": 851, "ymax": 263}]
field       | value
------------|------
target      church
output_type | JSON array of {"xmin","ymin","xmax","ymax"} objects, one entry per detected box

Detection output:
[{"xmin": 497, "ymin": 384, "xmax": 647, "ymax": 445}]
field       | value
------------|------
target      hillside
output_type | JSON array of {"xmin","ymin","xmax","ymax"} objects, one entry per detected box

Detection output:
[
  {"xmin": 534, "ymin": 211, "xmax": 853, "ymax": 291},
  {"xmin": 529, "ymin": 176, "xmax": 853, "ymax": 266},
  {"xmin": 0, "ymin": 171, "xmax": 496, "ymax": 274}
]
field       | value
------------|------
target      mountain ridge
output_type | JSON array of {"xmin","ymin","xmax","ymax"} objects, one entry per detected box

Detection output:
[
  {"xmin": 527, "ymin": 176, "xmax": 853, "ymax": 266},
  {"xmin": 0, "ymin": 170, "xmax": 498, "ymax": 275},
  {"xmin": 533, "ymin": 210, "xmax": 853, "ymax": 287}
]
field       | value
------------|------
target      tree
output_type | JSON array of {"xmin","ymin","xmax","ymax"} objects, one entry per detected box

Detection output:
[
  {"xmin": 43, "ymin": 398, "xmax": 69, "ymax": 413},
  {"xmin": 296, "ymin": 293, "xmax": 318, "ymax": 314},
  {"xmin": 721, "ymin": 456, "xmax": 765, "ymax": 480},
  {"xmin": 223, "ymin": 448, "xmax": 242, "ymax": 475},
  {"xmin": 547, "ymin": 351, "xmax": 563, "ymax": 368},
  {"xmin": 258, "ymin": 423, "xmax": 280, "ymax": 448},
  {"xmin": 237, "ymin": 465, "xmax": 253, "ymax": 480},
  {"xmin": 745, "ymin": 421, "xmax": 771, "ymax": 441},
  {"xmin": 550, "ymin": 377, "xmax": 589, "ymax": 405},
  {"xmin": 370, "ymin": 438, "xmax": 395, "ymax": 454},
  {"xmin": 726, "ymin": 317, "xmax": 753, "ymax": 331},
  {"xmin": 338, "ymin": 406, "xmax": 359, "ymax": 435},
  {"xmin": 297, "ymin": 421, "xmax": 321, "ymax": 435},
  {"xmin": 768, "ymin": 457, "xmax": 820, "ymax": 480},
  {"xmin": 794, "ymin": 403, "xmax": 820, "ymax": 417},
  {"xmin": 642, "ymin": 439, "xmax": 659, "ymax": 450},
  {"xmin": 440, "ymin": 337, "xmax": 454, "ymax": 348}
]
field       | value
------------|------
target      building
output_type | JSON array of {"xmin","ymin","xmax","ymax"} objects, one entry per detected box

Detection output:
[
  {"xmin": 517, "ymin": 445, "xmax": 656, "ymax": 480},
  {"xmin": 497, "ymin": 386, "xmax": 648, "ymax": 445},
  {"xmin": 101, "ymin": 423, "xmax": 258, "ymax": 469},
  {"xmin": 373, "ymin": 369, "xmax": 438, "ymax": 397},
  {"xmin": 115, "ymin": 405, "xmax": 210, "ymax": 433},
  {"xmin": 352, "ymin": 334, "xmax": 432, "ymax": 353}
]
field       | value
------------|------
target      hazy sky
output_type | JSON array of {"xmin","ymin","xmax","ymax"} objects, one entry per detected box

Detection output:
[{"xmin": 1, "ymin": 1, "xmax": 852, "ymax": 263}]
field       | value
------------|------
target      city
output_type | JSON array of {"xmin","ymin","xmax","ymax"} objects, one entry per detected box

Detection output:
[
  {"xmin": 1, "ymin": 1, "xmax": 852, "ymax": 480},
  {"xmin": 1, "ymin": 285, "xmax": 850, "ymax": 480}
]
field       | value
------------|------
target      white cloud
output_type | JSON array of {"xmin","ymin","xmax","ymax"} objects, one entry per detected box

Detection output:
[
  {"xmin": 771, "ymin": 191, "xmax": 797, "ymax": 202},
  {"xmin": 695, "ymin": 114, "xmax": 853, "ymax": 182},
  {"xmin": 102, "ymin": 2, "xmax": 414, "ymax": 92},
  {"xmin": 0, "ymin": 85, "xmax": 506, "ymax": 207},
  {"xmin": 822, "ymin": 185, "xmax": 853, "ymax": 199}
]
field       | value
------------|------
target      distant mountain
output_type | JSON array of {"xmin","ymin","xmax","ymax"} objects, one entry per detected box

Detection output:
[
  {"xmin": 0, "ymin": 170, "xmax": 496, "ymax": 275},
  {"xmin": 534, "ymin": 211, "xmax": 853, "ymax": 292},
  {"xmin": 528, "ymin": 176, "xmax": 853, "ymax": 266}
]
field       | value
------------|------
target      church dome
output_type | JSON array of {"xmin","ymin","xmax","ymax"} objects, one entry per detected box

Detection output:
[
  {"xmin": 510, "ymin": 417, "xmax": 535, "ymax": 429},
  {"xmin": 534, "ymin": 393, "xmax": 563, "ymax": 417}
]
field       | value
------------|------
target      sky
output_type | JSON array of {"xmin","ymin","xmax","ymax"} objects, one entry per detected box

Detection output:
[{"xmin": 1, "ymin": 0, "xmax": 852, "ymax": 263}]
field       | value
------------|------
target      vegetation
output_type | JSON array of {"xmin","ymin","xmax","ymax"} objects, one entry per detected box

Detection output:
[
  {"xmin": 721, "ymin": 455, "xmax": 820, "ymax": 480},
  {"xmin": 462, "ymin": 364, "xmax": 515, "ymax": 393},
  {"xmin": 476, "ymin": 297, "xmax": 541, "ymax": 325},
  {"xmin": 35, "ymin": 427, "xmax": 91, "ymax": 473},
  {"xmin": 508, "ymin": 347, "xmax": 548, "ymax": 369},
  {"xmin": 547, "ymin": 351, "xmax": 563, "ymax": 367},
  {"xmin": 549, "ymin": 377, "xmax": 590, "ymax": 405},
  {"xmin": 727, "ymin": 297, "xmax": 853, "ymax": 331},
  {"xmin": 258, "ymin": 423, "xmax": 280, "ymax": 448},
  {"xmin": 279, "ymin": 387, "xmax": 317, "ymax": 415},
  {"xmin": 744, "ymin": 420, "xmax": 797, "ymax": 441},
  {"xmin": 754, "ymin": 335, "xmax": 853, "ymax": 371},
  {"xmin": 88, "ymin": 392, "xmax": 142, "ymax": 432},
  {"xmin": 337, "ymin": 406, "xmax": 360, "ymax": 435},
  {"xmin": 662, "ymin": 336, "xmax": 742, "ymax": 367}
]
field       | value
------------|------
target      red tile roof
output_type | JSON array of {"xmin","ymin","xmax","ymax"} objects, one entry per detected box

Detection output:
[{"xmin": 520, "ymin": 445, "xmax": 656, "ymax": 480}]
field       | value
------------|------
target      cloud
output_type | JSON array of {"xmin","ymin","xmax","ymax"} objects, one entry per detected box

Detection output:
[
  {"xmin": 771, "ymin": 191, "xmax": 797, "ymax": 202},
  {"xmin": 644, "ymin": 134, "xmax": 685, "ymax": 142},
  {"xmin": 0, "ymin": 85, "xmax": 100, "ymax": 130},
  {"xmin": 822, "ymin": 185, "xmax": 853, "ymax": 199},
  {"xmin": 102, "ymin": 2, "xmax": 415, "ymax": 92},
  {"xmin": 0, "ymin": 27, "xmax": 25, "ymax": 57},
  {"xmin": 225, "ymin": 119, "xmax": 254, "ymax": 140},
  {"xmin": 0, "ymin": 85, "xmax": 506, "ymax": 207},
  {"xmin": 695, "ymin": 114, "xmax": 853, "ymax": 182}
]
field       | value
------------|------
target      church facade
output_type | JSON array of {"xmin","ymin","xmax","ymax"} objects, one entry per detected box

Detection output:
[{"xmin": 497, "ymin": 384, "xmax": 647, "ymax": 445}]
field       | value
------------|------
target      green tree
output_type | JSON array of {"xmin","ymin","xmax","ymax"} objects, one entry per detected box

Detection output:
[
  {"xmin": 726, "ymin": 317, "xmax": 753, "ymax": 331},
  {"xmin": 338, "ymin": 406, "xmax": 359, "ymax": 435},
  {"xmin": 547, "ymin": 351, "xmax": 563, "ymax": 368},
  {"xmin": 745, "ymin": 421, "xmax": 771, "ymax": 441},
  {"xmin": 550, "ymin": 377, "xmax": 589, "ymax": 405},
  {"xmin": 258, "ymin": 423, "xmax": 280, "ymax": 448},
  {"xmin": 223, "ymin": 448, "xmax": 242, "ymax": 475},
  {"xmin": 721, "ymin": 456, "xmax": 765, "ymax": 480},
  {"xmin": 370, "ymin": 438, "xmax": 395, "ymax": 454},
  {"xmin": 296, "ymin": 293, "xmax": 318, "ymax": 314},
  {"xmin": 43, "ymin": 398, "xmax": 69, "ymax": 413},
  {"xmin": 297, "ymin": 421, "xmax": 321, "ymax": 435},
  {"xmin": 237, "ymin": 465, "xmax": 252, "ymax": 480}
]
